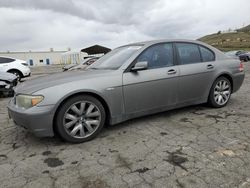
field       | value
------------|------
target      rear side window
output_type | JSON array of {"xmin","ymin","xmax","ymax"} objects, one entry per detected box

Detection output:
[
  {"xmin": 176, "ymin": 43, "xmax": 201, "ymax": 64},
  {"xmin": 199, "ymin": 46, "xmax": 215, "ymax": 62},
  {"xmin": 0, "ymin": 57, "xmax": 15, "ymax": 64}
]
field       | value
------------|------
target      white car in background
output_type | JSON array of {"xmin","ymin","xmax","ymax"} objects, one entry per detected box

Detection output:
[{"xmin": 0, "ymin": 57, "xmax": 31, "ymax": 81}]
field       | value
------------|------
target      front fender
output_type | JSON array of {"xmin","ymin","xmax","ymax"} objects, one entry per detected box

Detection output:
[{"xmin": 33, "ymin": 75, "xmax": 124, "ymax": 124}]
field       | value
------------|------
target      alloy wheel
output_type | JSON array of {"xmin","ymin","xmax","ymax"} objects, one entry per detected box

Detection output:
[
  {"xmin": 63, "ymin": 101, "xmax": 101, "ymax": 139},
  {"xmin": 214, "ymin": 79, "xmax": 231, "ymax": 106}
]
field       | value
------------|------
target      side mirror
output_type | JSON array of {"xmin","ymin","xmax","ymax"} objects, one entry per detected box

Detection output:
[{"xmin": 131, "ymin": 61, "xmax": 148, "ymax": 72}]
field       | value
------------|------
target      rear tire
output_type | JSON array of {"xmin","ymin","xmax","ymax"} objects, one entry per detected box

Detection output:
[
  {"xmin": 55, "ymin": 95, "xmax": 106, "ymax": 143},
  {"xmin": 208, "ymin": 77, "xmax": 232, "ymax": 108}
]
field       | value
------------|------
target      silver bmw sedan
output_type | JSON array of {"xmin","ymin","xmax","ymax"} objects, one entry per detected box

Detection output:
[{"xmin": 8, "ymin": 40, "xmax": 245, "ymax": 143}]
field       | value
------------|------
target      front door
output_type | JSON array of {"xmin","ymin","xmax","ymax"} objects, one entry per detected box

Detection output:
[{"xmin": 123, "ymin": 43, "xmax": 179, "ymax": 116}]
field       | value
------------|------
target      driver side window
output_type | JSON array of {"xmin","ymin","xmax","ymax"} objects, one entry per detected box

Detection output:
[{"xmin": 136, "ymin": 43, "xmax": 174, "ymax": 69}]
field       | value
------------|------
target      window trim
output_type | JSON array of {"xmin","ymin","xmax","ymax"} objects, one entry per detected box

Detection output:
[
  {"xmin": 198, "ymin": 45, "xmax": 216, "ymax": 62},
  {"xmin": 125, "ymin": 42, "xmax": 176, "ymax": 72}
]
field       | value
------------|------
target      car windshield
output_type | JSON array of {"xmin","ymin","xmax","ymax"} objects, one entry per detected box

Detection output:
[{"xmin": 87, "ymin": 45, "xmax": 142, "ymax": 70}]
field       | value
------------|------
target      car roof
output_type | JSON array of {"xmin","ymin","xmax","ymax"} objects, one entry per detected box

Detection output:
[
  {"xmin": 122, "ymin": 39, "xmax": 211, "ymax": 46},
  {"xmin": 117, "ymin": 39, "xmax": 228, "ymax": 61}
]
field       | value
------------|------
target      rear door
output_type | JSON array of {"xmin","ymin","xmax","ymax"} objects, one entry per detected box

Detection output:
[
  {"xmin": 123, "ymin": 43, "xmax": 179, "ymax": 116},
  {"xmin": 175, "ymin": 42, "xmax": 216, "ymax": 104}
]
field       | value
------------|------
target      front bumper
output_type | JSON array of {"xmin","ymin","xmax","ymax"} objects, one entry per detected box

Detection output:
[
  {"xmin": 22, "ymin": 67, "xmax": 31, "ymax": 78},
  {"xmin": 23, "ymin": 72, "xmax": 31, "ymax": 78},
  {"xmin": 0, "ymin": 82, "xmax": 12, "ymax": 92},
  {"xmin": 8, "ymin": 98, "xmax": 55, "ymax": 137},
  {"xmin": 0, "ymin": 80, "xmax": 17, "ymax": 95}
]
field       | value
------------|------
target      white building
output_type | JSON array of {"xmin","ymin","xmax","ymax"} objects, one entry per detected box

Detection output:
[
  {"xmin": 0, "ymin": 48, "xmax": 81, "ymax": 66},
  {"xmin": 0, "ymin": 45, "xmax": 110, "ymax": 66}
]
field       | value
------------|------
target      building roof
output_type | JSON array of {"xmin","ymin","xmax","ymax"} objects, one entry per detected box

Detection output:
[{"xmin": 81, "ymin": 45, "xmax": 111, "ymax": 55}]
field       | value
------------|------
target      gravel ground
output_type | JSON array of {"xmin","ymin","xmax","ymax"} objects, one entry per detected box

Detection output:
[{"xmin": 0, "ymin": 64, "xmax": 250, "ymax": 188}]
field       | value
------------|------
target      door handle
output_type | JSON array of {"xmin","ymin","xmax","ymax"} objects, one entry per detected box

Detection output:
[
  {"xmin": 167, "ymin": 69, "xmax": 177, "ymax": 75},
  {"xmin": 207, "ymin": 64, "xmax": 214, "ymax": 69}
]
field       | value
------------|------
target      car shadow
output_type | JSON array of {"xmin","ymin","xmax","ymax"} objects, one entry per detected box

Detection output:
[
  {"xmin": 19, "ymin": 104, "xmax": 207, "ymax": 145},
  {"xmin": 105, "ymin": 104, "xmax": 208, "ymax": 132},
  {"xmin": 14, "ymin": 98, "xmax": 238, "ymax": 145}
]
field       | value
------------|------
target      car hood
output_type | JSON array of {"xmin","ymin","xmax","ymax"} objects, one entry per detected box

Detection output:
[
  {"xmin": 15, "ymin": 69, "xmax": 115, "ymax": 94},
  {"xmin": 0, "ymin": 71, "xmax": 17, "ymax": 82}
]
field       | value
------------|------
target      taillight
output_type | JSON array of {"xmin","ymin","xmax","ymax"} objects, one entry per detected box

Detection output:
[{"xmin": 239, "ymin": 62, "xmax": 244, "ymax": 72}]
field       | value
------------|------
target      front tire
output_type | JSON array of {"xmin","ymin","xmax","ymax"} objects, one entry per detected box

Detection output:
[
  {"xmin": 55, "ymin": 95, "xmax": 106, "ymax": 143},
  {"xmin": 208, "ymin": 77, "xmax": 232, "ymax": 108}
]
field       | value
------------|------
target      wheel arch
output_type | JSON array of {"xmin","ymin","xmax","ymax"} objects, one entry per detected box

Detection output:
[
  {"xmin": 7, "ymin": 69, "xmax": 24, "ymax": 77},
  {"xmin": 215, "ymin": 73, "xmax": 233, "ymax": 91},
  {"xmin": 207, "ymin": 72, "xmax": 234, "ymax": 100},
  {"xmin": 52, "ymin": 91, "xmax": 111, "ymax": 135}
]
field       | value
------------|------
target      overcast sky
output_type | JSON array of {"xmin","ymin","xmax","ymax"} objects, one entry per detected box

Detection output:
[{"xmin": 0, "ymin": 0, "xmax": 249, "ymax": 51}]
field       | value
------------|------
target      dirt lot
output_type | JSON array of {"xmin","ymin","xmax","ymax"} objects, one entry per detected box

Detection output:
[{"xmin": 0, "ymin": 64, "xmax": 250, "ymax": 188}]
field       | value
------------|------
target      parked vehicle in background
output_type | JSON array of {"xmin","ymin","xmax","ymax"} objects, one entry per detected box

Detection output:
[
  {"xmin": 8, "ymin": 39, "xmax": 245, "ymax": 143},
  {"xmin": 68, "ymin": 57, "xmax": 99, "ymax": 71},
  {"xmin": 239, "ymin": 52, "xmax": 250, "ymax": 62},
  {"xmin": 225, "ymin": 50, "xmax": 247, "ymax": 60},
  {"xmin": 0, "ymin": 57, "xmax": 31, "ymax": 81},
  {"xmin": 0, "ymin": 72, "xmax": 18, "ymax": 97},
  {"xmin": 62, "ymin": 57, "xmax": 99, "ymax": 71}
]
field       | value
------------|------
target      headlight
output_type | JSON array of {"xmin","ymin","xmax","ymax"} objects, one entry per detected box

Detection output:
[{"xmin": 15, "ymin": 95, "xmax": 44, "ymax": 109}]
